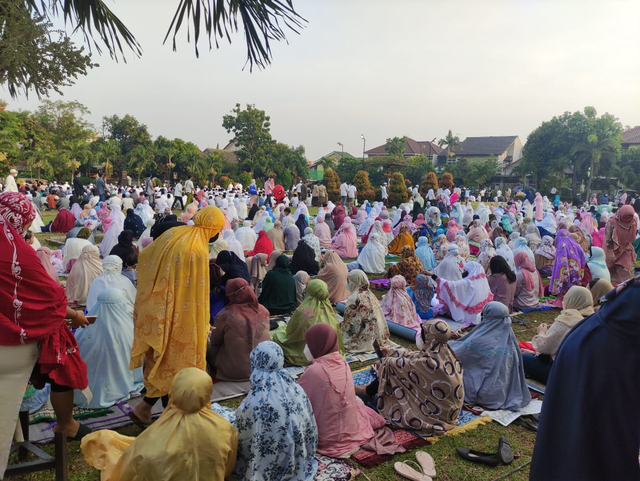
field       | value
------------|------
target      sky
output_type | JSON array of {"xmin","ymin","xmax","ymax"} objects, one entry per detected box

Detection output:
[{"xmin": 5, "ymin": 0, "xmax": 640, "ymax": 162}]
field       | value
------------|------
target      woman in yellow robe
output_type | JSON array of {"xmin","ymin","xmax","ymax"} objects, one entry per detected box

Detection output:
[
  {"xmin": 81, "ymin": 368, "xmax": 237, "ymax": 481},
  {"xmin": 388, "ymin": 225, "xmax": 415, "ymax": 254},
  {"xmin": 129, "ymin": 206, "xmax": 224, "ymax": 424}
]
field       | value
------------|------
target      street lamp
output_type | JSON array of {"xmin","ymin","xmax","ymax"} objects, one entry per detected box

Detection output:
[
  {"xmin": 337, "ymin": 141, "xmax": 344, "ymax": 160},
  {"xmin": 360, "ymin": 134, "xmax": 366, "ymax": 169}
]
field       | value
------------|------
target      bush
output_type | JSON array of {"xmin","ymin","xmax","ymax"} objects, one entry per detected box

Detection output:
[
  {"xmin": 353, "ymin": 170, "xmax": 375, "ymax": 202},
  {"xmin": 439, "ymin": 172, "xmax": 454, "ymax": 190},
  {"xmin": 420, "ymin": 171, "xmax": 438, "ymax": 195},
  {"xmin": 237, "ymin": 172, "xmax": 252, "ymax": 187},
  {"xmin": 388, "ymin": 172, "xmax": 408, "ymax": 206},
  {"xmin": 323, "ymin": 168, "xmax": 341, "ymax": 202},
  {"xmin": 219, "ymin": 175, "xmax": 234, "ymax": 187}
]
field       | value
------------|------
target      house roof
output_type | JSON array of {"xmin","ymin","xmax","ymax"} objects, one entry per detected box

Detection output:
[
  {"xmin": 203, "ymin": 148, "xmax": 238, "ymax": 164},
  {"xmin": 622, "ymin": 126, "xmax": 640, "ymax": 145},
  {"xmin": 310, "ymin": 151, "xmax": 355, "ymax": 166},
  {"xmin": 364, "ymin": 137, "xmax": 442, "ymax": 156},
  {"xmin": 453, "ymin": 136, "xmax": 518, "ymax": 156}
]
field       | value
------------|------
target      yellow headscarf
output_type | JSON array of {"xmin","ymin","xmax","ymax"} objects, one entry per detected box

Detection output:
[
  {"xmin": 81, "ymin": 368, "xmax": 237, "ymax": 480},
  {"xmin": 131, "ymin": 206, "xmax": 224, "ymax": 397}
]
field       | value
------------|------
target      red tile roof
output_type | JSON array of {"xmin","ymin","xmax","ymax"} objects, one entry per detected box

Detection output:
[
  {"xmin": 622, "ymin": 126, "xmax": 640, "ymax": 145},
  {"xmin": 365, "ymin": 137, "xmax": 442, "ymax": 156}
]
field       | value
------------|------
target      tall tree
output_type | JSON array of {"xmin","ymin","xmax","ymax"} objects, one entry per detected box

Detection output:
[
  {"xmin": 385, "ymin": 136, "xmax": 407, "ymax": 162},
  {"xmin": 222, "ymin": 103, "xmax": 273, "ymax": 176},
  {"xmin": 92, "ymin": 138, "xmax": 121, "ymax": 179},
  {"xmin": 129, "ymin": 144, "xmax": 157, "ymax": 184},
  {"xmin": 437, "ymin": 130, "xmax": 461, "ymax": 161}
]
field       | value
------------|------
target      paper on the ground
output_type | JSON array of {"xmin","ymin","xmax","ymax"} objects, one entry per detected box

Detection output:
[{"xmin": 480, "ymin": 399, "xmax": 543, "ymax": 426}]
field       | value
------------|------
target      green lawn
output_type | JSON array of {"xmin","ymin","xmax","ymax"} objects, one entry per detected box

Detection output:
[{"xmin": 13, "ymin": 206, "xmax": 557, "ymax": 480}]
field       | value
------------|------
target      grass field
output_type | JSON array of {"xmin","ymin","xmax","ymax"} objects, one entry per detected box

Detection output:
[{"xmin": 10, "ymin": 206, "xmax": 559, "ymax": 480}]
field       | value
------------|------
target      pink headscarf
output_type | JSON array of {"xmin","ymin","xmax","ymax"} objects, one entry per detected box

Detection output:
[
  {"xmin": 314, "ymin": 213, "xmax": 332, "ymax": 248},
  {"xmin": 515, "ymin": 251, "xmax": 543, "ymax": 297},
  {"xmin": 36, "ymin": 247, "xmax": 61, "ymax": 285},
  {"xmin": 380, "ymin": 275, "xmax": 421, "ymax": 329},
  {"xmin": 331, "ymin": 217, "xmax": 358, "ymax": 258}
]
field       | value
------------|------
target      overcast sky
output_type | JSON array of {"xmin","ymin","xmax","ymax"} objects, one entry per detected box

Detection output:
[{"xmin": 5, "ymin": 0, "xmax": 640, "ymax": 161}]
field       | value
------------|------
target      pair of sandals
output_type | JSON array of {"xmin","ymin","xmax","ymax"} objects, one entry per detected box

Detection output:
[{"xmin": 394, "ymin": 451, "xmax": 436, "ymax": 481}]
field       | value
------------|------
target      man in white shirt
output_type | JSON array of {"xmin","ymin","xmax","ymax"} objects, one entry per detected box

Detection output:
[
  {"xmin": 340, "ymin": 182, "xmax": 348, "ymax": 206},
  {"xmin": 4, "ymin": 169, "xmax": 18, "ymax": 192},
  {"xmin": 184, "ymin": 177, "xmax": 194, "ymax": 205},
  {"xmin": 173, "ymin": 181, "xmax": 184, "ymax": 209},
  {"xmin": 381, "ymin": 183, "xmax": 388, "ymax": 206},
  {"xmin": 427, "ymin": 188, "xmax": 436, "ymax": 201},
  {"xmin": 347, "ymin": 183, "xmax": 357, "ymax": 208},
  {"xmin": 412, "ymin": 185, "xmax": 419, "ymax": 196}
]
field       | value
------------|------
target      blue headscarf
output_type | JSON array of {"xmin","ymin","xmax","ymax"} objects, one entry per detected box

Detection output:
[
  {"xmin": 234, "ymin": 341, "xmax": 318, "ymax": 480},
  {"xmin": 415, "ymin": 236, "xmax": 436, "ymax": 271},
  {"xmin": 450, "ymin": 302, "xmax": 531, "ymax": 410}
]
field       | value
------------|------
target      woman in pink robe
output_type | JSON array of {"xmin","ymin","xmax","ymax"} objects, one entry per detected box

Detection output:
[
  {"xmin": 534, "ymin": 193, "xmax": 544, "ymax": 221},
  {"xmin": 331, "ymin": 217, "xmax": 358, "ymax": 258},
  {"xmin": 298, "ymin": 323, "xmax": 385, "ymax": 457},
  {"xmin": 314, "ymin": 212, "xmax": 332, "ymax": 248}
]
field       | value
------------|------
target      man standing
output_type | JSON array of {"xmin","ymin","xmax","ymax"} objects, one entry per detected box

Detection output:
[
  {"xmin": 4, "ymin": 169, "xmax": 18, "ymax": 192},
  {"xmin": 300, "ymin": 182, "xmax": 308, "ymax": 204},
  {"xmin": 96, "ymin": 172, "xmax": 106, "ymax": 201},
  {"xmin": 311, "ymin": 182, "xmax": 319, "ymax": 207},
  {"xmin": 173, "ymin": 180, "xmax": 184, "ymax": 209},
  {"xmin": 184, "ymin": 176, "xmax": 194, "ymax": 205},
  {"xmin": 318, "ymin": 182, "xmax": 327, "ymax": 206},
  {"xmin": 340, "ymin": 181, "xmax": 348, "ymax": 206},
  {"xmin": 381, "ymin": 182, "xmax": 388, "ymax": 206},
  {"xmin": 73, "ymin": 171, "xmax": 85, "ymax": 198},
  {"xmin": 348, "ymin": 182, "xmax": 357, "ymax": 208},
  {"xmin": 145, "ymin": 176, "xmax": 155, "ymax": 208}
]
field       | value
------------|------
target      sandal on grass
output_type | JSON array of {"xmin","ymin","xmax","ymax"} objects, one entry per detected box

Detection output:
[
  {"xmin": 394, "ymin": 460, "xmax": 433, "ymax": 481},
  {"xmin": 415, "ymin": 451, "xmax": 436, "ymax": 478},
  {"xmin": 67, "ymin": 422, "xmax": 92, "ymax": 442}
]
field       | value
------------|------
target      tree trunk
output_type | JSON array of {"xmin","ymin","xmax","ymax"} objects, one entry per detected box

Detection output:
[{"xmin": 584, "ymin": 151, "xmax": 600, "ymax": 203}]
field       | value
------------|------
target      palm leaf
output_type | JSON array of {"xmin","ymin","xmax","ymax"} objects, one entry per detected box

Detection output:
[
  {"xmin": 24, "ymin": 0, "xmax": 142, "ymax": 61},
  {"xmin": 165, "ymin": 0, "xmax": 307, "ymax": 70}
]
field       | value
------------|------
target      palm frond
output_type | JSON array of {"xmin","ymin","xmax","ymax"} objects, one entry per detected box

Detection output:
[
  {"xmin": 25, "ymin": 0, "xmax": 142, "ymax": 61},
  {"xmin": 165, "ymin": 0, "xmax": 306, "ymax": 70}
]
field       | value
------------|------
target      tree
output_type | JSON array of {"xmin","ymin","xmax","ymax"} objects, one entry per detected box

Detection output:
[
  {"xmin": 353, "ymin": 170, "xmax": 375, "ymax": 202},
  {"xmin": 222, "ymin": 103, "xmax": 273, "ymax": 176},
  {"xmin": 317, "ymin": 155, "xmax": 337, "ymax": 171},
  {"xmin": 323, "ymin": 168, "xmax": 341, "ymax": 202},
  {"xmin": 57, "ymin": 139, "xmax": 92, "ymax": 181},
  {"xmin": 388, "ymin": 172, "xmax": 408, "ymax": 206},
  {"xmin": 4, "ymin": 1, "xmax": 304, "ymax": 98},
  {"xmin": 439, "ymin": 172, "xmax": 454, "ymax": 190},
  {"xmin": 336, "ymin": 155, "xmax": 362, "ymax": 185},
  {"xmin": 570, "ymin": 108, "xmax": 622, "ymax": 202},
  {"xmin": 420, "ymin": 171, "xmax": 438, "ymax": 196},
  {"xmin": 129, "ymin": 145, "xmax": 157, "ymax": 184},
  {"xmin": 437, "ymin": 130, "xmax": 461, "ymax": 160},
  {"xmin": 405, "ymin": 154, "xmax": 434, "ymax": 186},
  {"xmin": 0, "ymin": 1, "xmax": 96, "ymax": 98},
  {"xmin": 92, "ymin": 138, "xmax": 121, "ymax": 179},
  {"xmin": 385, "ymin": 136, "xmax": 407, "ymax": 162},
  {"xmin": 0, "ymin": 106, "xmax": 29, "ymax": 175}
]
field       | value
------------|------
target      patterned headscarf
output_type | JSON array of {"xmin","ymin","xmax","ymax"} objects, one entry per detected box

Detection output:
[
  {"xmin": 550, "ymin": 229, "xmax": 586, "ymax": 296},
  {"xmin": 0, "ymin": 192, "xmax": 35, "ymax": 235}
]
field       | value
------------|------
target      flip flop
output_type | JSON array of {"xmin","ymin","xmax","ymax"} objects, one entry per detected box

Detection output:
[
  {"xmin": 67, "ymin": 422, "xmax": 92, "ymax": 442},
  {"xmin": 415, "ymin": 451, "xmax": 436, "ymax": 478},
  {"xmin": 394, "ymin": 461, "xmax": 433, "ymax": 481},
  {"xmin": 128, "ymin": 411, "xmax": 153, "ymax": 429}
]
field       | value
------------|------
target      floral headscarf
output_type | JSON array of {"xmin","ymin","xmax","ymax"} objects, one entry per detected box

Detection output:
[
  {"xmin": 0, "ymin": 192, "xmax": 35, "ymax": 235},
  {"xmin": 550, "ymin": 229, "xmax": 586, "ymax": 295}
]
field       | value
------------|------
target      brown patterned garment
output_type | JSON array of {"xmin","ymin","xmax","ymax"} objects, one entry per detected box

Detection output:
[
  {"xmin": 387, "ymin": 245, "xmax": 424, "ymax": 286},
  {"xmin": 375, "ymin": 320, "xmax": 464, "ymax": 437}
]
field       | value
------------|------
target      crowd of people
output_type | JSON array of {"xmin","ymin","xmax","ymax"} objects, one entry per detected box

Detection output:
[{"xmin": 1, "ymin": 170, "xmax": 639, "ymax": 480}]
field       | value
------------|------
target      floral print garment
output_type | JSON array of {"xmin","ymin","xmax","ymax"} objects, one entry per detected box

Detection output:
[
  {"xmin": 341, "ymin": 287, "xmax": 390, "ymax": 353},
  {"xmin": 234, "ymin": 341, "xmax": 319, "ymax": 481}
]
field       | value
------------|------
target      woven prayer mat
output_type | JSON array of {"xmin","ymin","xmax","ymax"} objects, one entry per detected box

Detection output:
[
  {"xmin": 314, "ymin": 454, "xmax": 359, "ymax": 480},
  {"xmin": 424, "ymin": 409, "xmax": 492, "ymax": 443},
  {"xmin": 351, "ymin": 429, "xmax": 429, "ymax": 468},
  {"xmin": 210, "ymin": 380, "xmax": 252, "ymax": 402},
  {"xmin": 352, "ymin": 366, "xmax": 376, "ymax": 386},
  {"xmin": 431, "ymin": 315, "xmax": 471, "ymax": 332}
]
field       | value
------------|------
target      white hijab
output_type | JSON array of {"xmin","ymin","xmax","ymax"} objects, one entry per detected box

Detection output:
[
  {"xmin": 85, "ymin": 255, "xmax": 137, "ymax": 317},
  {"xmin": 356, "ymin": 232, "xmax": 387, "ymax": 275}
]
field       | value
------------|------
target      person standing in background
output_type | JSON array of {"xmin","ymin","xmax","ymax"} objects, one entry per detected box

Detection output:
[
  {"xmin": 318, "ymin": 182, "xmax": 327, "ymax": 206},
  {"xmin": 348, "ymin": 182, "xmax": 357, "ymax": 208},
  {"xmin": 381, "ymin": 183, "xmax": 388, "ymax": 206},
  {"xmin": 184, "ymin": 176, "xmax": 194, "ymax": 205},
  {"xmin": 311, "ymin": 183, "xmax": 319, "ymax": 207},
  {"xmin": 73, "ymin": 171, "xmax": 84, "ymax": 198},
  {"xmin": 173, "ymin": 180, "xmax": 184, "ymax": 210},
  {"xmin": 340, "ymin": 181, "xmax": 348, "ymax": 206},
  {"xmin": 96, "ymin": 172, "xmax": 106, "ymax": 202},
  {"xmin": 3, "ymin": 169, "xmax": 18, "ymax": 192}
]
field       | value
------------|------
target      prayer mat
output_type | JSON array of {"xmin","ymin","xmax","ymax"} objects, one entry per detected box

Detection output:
[
  {"xmin": 527, "ymin": 379, "xmax": 546, "ymax": 394},
  {"xmin": 370, "ymin": 278, "xmax": 390, "ymax": 290},
  {"xmin": 351, "ymin": 429, "xmax": 428, "ymax": 468},
  {"xmin": 424, "ymin": 409, "xmax": 492, "ymax": 444},
  {"xmin": 520, "ymin": 305, "xmax": 554, "ymax": 313},
  {"xmin": 314, "ymin": 455, "xmax": 359, "ymax": 480},
  {"xmin": 29, "ymin": 405, "xmax": 110, "ymax": 425},
  {"xmin": 352, "ymin": 366, "xmax": 376, "ymax": 386},
  {"xmin": 210, "ymin": 380, "xmax": 252, "ymax": 402},
  {"xmin": 431, "ymin": 315, "xmax": 471, "ymax": 332},
  {"xmin": 28, "ymin": 397, "xmax": 164, "ymax": 444}
]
